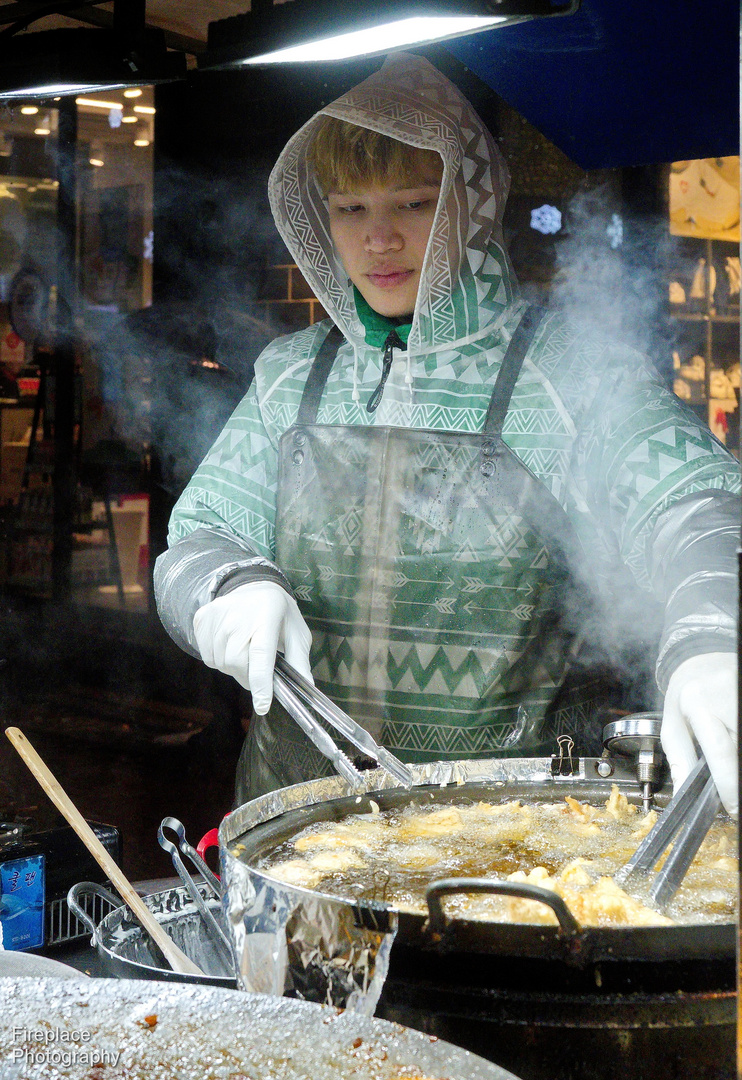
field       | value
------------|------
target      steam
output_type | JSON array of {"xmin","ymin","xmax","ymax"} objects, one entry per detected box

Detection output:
[
  {"xmin": 91, "ymin": 159, "xmax": 289, "ymax": 496},
  {"xmin": 542, "ymin": 180, "xmax": 676, "ymax": 722},
  {"xmin": 550, "ymin": 179, "xmax": 672, "ymax": 367}
]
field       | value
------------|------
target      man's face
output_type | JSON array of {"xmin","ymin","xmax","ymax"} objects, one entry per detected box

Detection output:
[{"xmin": 327, "ymin": 173, "xmax": 441, "ymax": 319}]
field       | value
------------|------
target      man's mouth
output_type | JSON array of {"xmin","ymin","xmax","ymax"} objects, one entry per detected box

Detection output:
[{"xmin": 366, "ymin": 269, "xmax": 414, "ymax": 289}]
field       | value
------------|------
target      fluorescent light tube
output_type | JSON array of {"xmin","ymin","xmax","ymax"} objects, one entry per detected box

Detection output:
[
  {"xmin": 76, "ymin": 97, "xmax": 124, "ymax": 110},
  {"xmin": 242, "ymin": 15, "xmax": 506, "ymax": 64}
]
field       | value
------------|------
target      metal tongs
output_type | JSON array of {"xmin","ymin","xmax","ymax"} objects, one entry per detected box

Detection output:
[
  {"xmin": 614, "ymin": 755, "xmax": 722, "ymax": 909},
  {"xmin": 157, "ymin": 817, "xmax": 233, "ymax": 972},
  {"xmin": 273, "ymin": 654, "xmax": 414, "ymax": 790}
]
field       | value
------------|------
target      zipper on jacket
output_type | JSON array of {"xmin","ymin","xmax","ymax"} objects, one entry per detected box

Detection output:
[{"xmin": 366, "ymin": 329, "xmax": 404, "ymax": 413}]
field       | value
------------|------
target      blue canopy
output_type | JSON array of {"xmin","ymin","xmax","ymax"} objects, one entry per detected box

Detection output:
[{"xmin": 447, "ymin": 0, "xmax": 739, "ymax": 169}]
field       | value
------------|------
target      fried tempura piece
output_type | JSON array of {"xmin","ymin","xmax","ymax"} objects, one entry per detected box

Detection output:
[
  {"xmin": 631, "ymin": 810, "xmax": 657, "ymax": 840},
  {"xmin": 388, "ymin": 843, "xmax": 442, "ymax": 870},
  {"xmin": 397, "ymin": 806, "xmax": 463, "ymax": 838},
  {"xmin": 558, "ymin": 858, "xmax": 594, "ymax": 888},
  {"xmin": 604, "ymin": 785, "xmax": 638, "ymax": 823},
  {"xmin": 504, "ymin": 867, "xmax": 561, "ymax": 924},
  {"xmin": 711, "ymin": 856, "xmax": 737, "ymax": 872},
  {"xmin": 571, "ymin": 877, "xmax": 671, "ymax": 927},
  {"xmin": 309, "ymin": 849, "xmax": 367, "ymax": 873},
  {"xmin": 269, "ymin": 860, "xmax": 325, "ymax": 889},
  {"xmin": 564, "ymin": 795, "xmax": 599, "ymax": 823}
]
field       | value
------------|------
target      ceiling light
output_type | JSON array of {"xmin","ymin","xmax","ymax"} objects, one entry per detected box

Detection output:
[
  {"xmin": 123, "ymin": 88, "xmax": 143, "ymax": 98},
  {"xmin": 89, "ymin": 158, "xmax": 104, "ymax": 167},
  {"xmin": 20, "ymin": 105, "xmax": 39, "ymax": 115},
  {"xmin": 122, "ymin": 114, "xmax": 138, "ymax": 123},
  {"xmin": 76, "ymin": 97, "xmax": 124, "ymax": 111},
  {"xmin": 253, "ymin": 17, "xmax": 508, "ymax": 64},
  {"xmin": 134, "ymin": 139, "xmax": 150, "ymax": 147},
  {"xmin": 0, "ymin": 27, "xmax": 185, "ymax": 100},
  {"xmin": 200, "ymin": 0, "xmax": 579, "ymax": 68},
  {"xmin": 133, "ymin": 105, "xmax": 156, "ymax": 115},
  {"xmin": 34, "ymin": 127, "xmax": 51, "ymax": 136},
  {"xmin": 265, "ymin": 17, "xmax": 508, "ymax": 63}
]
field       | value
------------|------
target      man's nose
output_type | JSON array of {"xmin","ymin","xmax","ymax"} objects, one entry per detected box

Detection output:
[{"xmin": 365, "ymin": 214, "xmax": 402, "ymax": 252}]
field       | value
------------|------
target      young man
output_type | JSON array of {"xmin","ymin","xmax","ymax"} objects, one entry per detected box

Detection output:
[{"xmin": 155, "ymin": 53, "xmax": 739, "ymax": 812}]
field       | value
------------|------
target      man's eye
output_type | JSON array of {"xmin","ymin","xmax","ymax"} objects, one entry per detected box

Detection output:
[
  {"xmin": 337, "ymin": 204, "xmax": 363, "ymax": 214},
  {"xmin": 403, "ymin": 200, "xmax": 430, "ymax": 211}
]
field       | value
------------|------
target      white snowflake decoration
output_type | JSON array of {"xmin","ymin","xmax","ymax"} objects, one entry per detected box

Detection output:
[
  {"xmin": 530, "ymin": 204, "xmax": 562, "ymax": 235},
  {"xmin": 606, "ymin": 213, "xmax": 623, "ymax": 249},
  {"xmin": 108, "ymin": 108, "xmax": 122, "ymax": 130},
  {"xmin": 143, "ymin": 230, "xmax": 154, "ymax": 262}
]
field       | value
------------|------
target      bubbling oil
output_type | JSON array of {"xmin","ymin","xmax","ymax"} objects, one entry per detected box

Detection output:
[{"xmin": 253, "ymin": 790, "xmax": 737, "ymax": 927}]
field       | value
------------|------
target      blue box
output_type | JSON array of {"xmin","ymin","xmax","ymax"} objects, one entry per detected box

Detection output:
[{"xmin": 0, "ymin": 854, "xmax": 45, "ymax": 951}]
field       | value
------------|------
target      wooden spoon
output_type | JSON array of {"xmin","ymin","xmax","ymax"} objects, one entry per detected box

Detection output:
[{"xmin": 5, "ymin": 726, "xmax": 205, "ymax": 977}]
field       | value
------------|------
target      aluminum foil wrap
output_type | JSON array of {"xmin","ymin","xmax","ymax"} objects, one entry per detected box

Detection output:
[
  {"xmin": 224, "ymin": 842, "xmax": 396, "ymax": 1012},
  {"xmin": 221, "ymin": 756, "xmax": 631, "ymax": 1011},
  {"xmin": 0, "ymin": 976, "xmax": 519, "ymax": 1080}
]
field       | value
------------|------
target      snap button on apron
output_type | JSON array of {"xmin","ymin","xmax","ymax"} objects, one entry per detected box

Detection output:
[
  {"xmin": 482, "ymin": 440, "xmax": 497, "ymax": 457},
  {"xmin": 294, "ymin": 432, "xmax": 306, "ymax": 447},
  {"xmin": 292, "ymin": 449, "xmax": 304, "ymax": 465},
  {"xmin": 480, "ymin": 460, "xmax": 495, "ymax": 477}
]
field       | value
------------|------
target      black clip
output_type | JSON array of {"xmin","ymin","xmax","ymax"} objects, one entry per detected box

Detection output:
[{"xmin": 551, "ymin": 734, "xmax": 576, "ymax": 777}]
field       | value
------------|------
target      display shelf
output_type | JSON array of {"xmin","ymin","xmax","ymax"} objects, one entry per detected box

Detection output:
[{"xmin": 669, "ymin": 233, "xmax": 740, "ymax": 453}]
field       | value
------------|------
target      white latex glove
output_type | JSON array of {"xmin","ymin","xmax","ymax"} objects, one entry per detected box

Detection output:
[
  {"xmin": 192, "ymin": 580, "xmax": 313, "ymax": 715},
  {"xmin": 661, "ymin": 651, "xmax": 738, "ymax": 815}
]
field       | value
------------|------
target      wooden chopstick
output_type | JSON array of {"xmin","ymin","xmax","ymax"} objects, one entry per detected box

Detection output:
[{"xmin": 5, "ymin": 726, "xmax": 205, "ymax": 977}]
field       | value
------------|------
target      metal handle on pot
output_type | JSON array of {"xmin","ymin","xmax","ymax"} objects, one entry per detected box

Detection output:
[
  {"xmin": 67, "ymin": 881, "xmax": 120, "ymax": 945},
  {"xmin": 425, "ymin": 877, "xmax": 581, "ymax": 938}
]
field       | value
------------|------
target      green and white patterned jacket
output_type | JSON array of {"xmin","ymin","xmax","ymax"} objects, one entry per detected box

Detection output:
[{"xmin": 155, "ymin": 54, "xmax": 739, "ymax": 768}]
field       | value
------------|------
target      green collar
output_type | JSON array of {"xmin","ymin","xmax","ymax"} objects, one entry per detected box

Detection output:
[{"xmin": 353, "ymin": 287, "xmax": 411, "ymax": 348}]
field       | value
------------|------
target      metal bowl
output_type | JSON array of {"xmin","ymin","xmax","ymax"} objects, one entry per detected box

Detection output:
[{"xmin": 67, "ymin": 881, "xmax": 236, "ymax": 987}]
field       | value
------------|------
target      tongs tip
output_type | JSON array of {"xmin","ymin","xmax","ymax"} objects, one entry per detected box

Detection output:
[
  {"xmin": 275, "ymin": 656, "xmax": 415, "ymax": 790},
  {"xmin": 619, "ymin": 756, "xmax": 721, "ymax": 910},
  {"xmin": 375, "ymin": 749, "xmax": 414, "ymax": 788}
]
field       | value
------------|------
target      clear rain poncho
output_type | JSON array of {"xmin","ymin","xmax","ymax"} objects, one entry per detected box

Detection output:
[{"xmin": 154, "ymin": 54, "xmax": 739, "ymax": 802}]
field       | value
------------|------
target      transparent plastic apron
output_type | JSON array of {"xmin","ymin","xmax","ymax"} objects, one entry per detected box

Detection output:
[{"xmin": 237, "ymin": 308, "xmax": 594, "ymax": 802}]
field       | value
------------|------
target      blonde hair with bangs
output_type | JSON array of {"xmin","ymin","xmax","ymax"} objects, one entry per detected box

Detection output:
[{"xmin": 308, "ymin": 116, "xmax": 443, "ymax": 195}]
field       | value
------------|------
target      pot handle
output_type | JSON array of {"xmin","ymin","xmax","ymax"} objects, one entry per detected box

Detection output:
[
  {"xmin": 196, "ymin": 828, "xmax": 221, "ymax": 881},
  {"xmin": 67, "ymin": 881, "xmax": 120, "ymax": 945},
  {"xmin": 425, "ymin": 877, "xmax": 581, "ymax": 937}
]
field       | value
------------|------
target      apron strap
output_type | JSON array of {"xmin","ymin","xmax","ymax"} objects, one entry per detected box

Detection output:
[
  {"xmin": 295, "ymin": 324, "xmax": 346, "ymax": 426},
  {"xmin": 483, "ymin": 306, "xmax": 545, "ymax": 436},
  {"xmin": 296, "ymin": 310, "xmax": 542, "ymax": 432}
]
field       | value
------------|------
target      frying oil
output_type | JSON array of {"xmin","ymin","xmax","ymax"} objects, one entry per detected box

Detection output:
[{"xmin": 253, "ymin": 793, "xmax": 737, "ymax": 927}]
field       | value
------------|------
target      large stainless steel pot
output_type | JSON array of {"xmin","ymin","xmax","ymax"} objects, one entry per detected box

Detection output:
[
  {"xmin": 219, "ymin": 756, "xmax": 736, "ymax": 1080},
  {"xmin": 0, "ymin": 975, "xmax": 519, "ymax": 1079}
]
